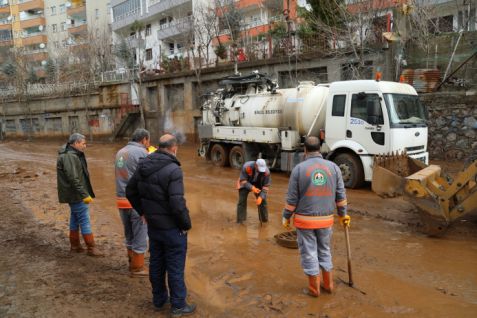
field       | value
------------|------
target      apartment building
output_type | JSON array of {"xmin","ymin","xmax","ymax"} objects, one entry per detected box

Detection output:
[
  {"xmin": 111, "ymin": 0, "xmax": 202, "ymax": 70},
  {"xmin": 0, "ymin": 0, "xmax": 110, "ymax": 78}
]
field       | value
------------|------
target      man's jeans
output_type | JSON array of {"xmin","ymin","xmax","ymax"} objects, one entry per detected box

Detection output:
[
  {"xmin": 149, "ymin": 228, "xmax": 188, "ymax": 309},
  {"xmin": 297, "ymin": 227, "xmax": 333, "ymax": 275},
  {"xmin": 69, "ymin": 201, "xmax": 92, "ymax": 235},
  {"xmin": 119, "ymin": 208, "xmax": 148, "ymax": 253}
]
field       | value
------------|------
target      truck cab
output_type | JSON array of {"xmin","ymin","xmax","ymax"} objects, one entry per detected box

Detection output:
[{"xmin": 323, "ymin": 80, "xmax": 429, "ymax": 188}]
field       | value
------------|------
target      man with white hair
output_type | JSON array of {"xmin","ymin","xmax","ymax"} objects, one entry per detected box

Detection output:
[
  {"xmin": 57, "ymin": 133, "xmax": 103, "ymax": 257},
  {"xmin": 236, "ymin": 158, "xmax": 271, "ymax": 224}
]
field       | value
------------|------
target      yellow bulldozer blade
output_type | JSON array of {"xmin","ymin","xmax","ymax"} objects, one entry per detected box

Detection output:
[{"xmin": 372, "ymin": 154, "xmax": 477, "ymax": 236}]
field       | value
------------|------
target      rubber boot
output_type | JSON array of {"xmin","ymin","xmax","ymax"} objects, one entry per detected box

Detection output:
[
  {"xmin": 69, "ymin": 230, "xmax": 85, "ymax": 253},
  {"xmin": 83, "ymin": 233, "xmax": 104, "ymax": 257},
  {"xmin": 127, "ymin": 249, "xmax": 134, "ymax": 269},
  {"xmin": 303, "ymin": 275, "xmax": 320, "ymax": 297},
  {"xmin": 321, "ymin": 271, "xmax": 334, "ymax": 293},
  {"xmin": 130, "ymin": 251, "xmax": 149, "ymax": 277}
]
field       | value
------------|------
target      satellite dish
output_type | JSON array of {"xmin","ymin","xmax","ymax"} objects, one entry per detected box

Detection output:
[
  {"xmin": 38, "ymin": 25, "xmax": 44, "ymax": 31},
  {"xmin": 7, "ymin": 16, "xmax": 12, "ymax": 21},
  {"xmin": 39, "ymin": 43, "xmax": 45, "ymax": 49},
  {"xmin": 41, "ymin": 60, "xmax": 47, "ymax": 66},
  {"xmin": 66, "ymin": 19, "xmax": 71, "ymax": 25},
  {"xmin": 65, "ymin": 2, "xmax": 71, "ymax": 8}
]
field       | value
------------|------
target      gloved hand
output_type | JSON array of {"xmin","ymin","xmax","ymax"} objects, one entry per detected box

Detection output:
[
  {"xmin": 339, "ymin": 215, "xmax": 351, "ymax": 227},
  {"xmin": 83, "ymin": 196, "xmax": 93, "ymax": 204},
  {"xmin": 251, "ymin": 186, "xmax": 261, "ymax": 194},
  {"xmin": 256, "ymin": 196, "xmax": 263, "ymax": 206},
  {"xmin": 282, "ymin": 217, "xmax": 291, "ymax": 230}
]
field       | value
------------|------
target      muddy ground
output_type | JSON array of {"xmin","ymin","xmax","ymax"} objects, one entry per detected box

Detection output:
[{"xmin": 0, "ymin": 140, "xmax": 476, "ymax": 318}]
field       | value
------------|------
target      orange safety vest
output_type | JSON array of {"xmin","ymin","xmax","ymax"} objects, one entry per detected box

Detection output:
[
  {"xmin": 293, "ymin": 214, "xmax": 334, "ymax": 229},
  {"xmin": 117, "ymin": 197, "xmax": 132, "ymax": 209}
]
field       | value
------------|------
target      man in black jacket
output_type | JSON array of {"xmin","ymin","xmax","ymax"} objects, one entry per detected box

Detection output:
[{"xmin": 126, "ymin": 133, "xmax": 195, "ymax": 317}]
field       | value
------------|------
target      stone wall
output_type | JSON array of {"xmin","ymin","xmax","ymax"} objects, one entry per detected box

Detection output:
[{"xmin": 421, "ymin": 92, "xmax": 477, "ymax": 161}]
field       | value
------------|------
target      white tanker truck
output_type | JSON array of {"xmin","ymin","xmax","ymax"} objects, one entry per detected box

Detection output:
[{"xmin": 197, "ymin": 72, "xmax": 429, "ymax": 188}]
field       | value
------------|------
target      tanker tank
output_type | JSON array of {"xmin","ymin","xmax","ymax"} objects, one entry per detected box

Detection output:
[{"xmin": 206, "ymin": 81, "xmax": 329, "ymax": 136}]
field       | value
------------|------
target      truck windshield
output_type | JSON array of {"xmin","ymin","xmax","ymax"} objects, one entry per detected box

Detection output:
[{"xmin": 384, "ymin": 93, "xmax": 427, "ymax": 127}]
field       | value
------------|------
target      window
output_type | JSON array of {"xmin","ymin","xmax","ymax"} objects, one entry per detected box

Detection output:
[
  {"xmin": 145, "ymin": 48, "xmax": 153, "ymax": 61},
  {"xmin": 60, "ymin": 4, "xmax": 65, "ymax": 14},
  {"xmin": 95, "ymin": 9, "xmax": 99, "ymax": 20},
  {"xmin": 54, "ymin": 41, "xmax": 59, "ymax": 48},
  {"xmin": 51, "ymin": 6, "xmax": 56, "ymax": 15},
  {"xmin": 61, "ymin": 22, "xmax": 66, "ymax": 31},
  {"xmin": 52, "ymin": 24, "xmax": 57, "ymax": 33},
  {"xmin": 351, "ymin": 93, "xmax": 383, "ymax": 124},
  {"xmin": 169, "ymin": 42, "xmax": 174, "ymax": 54},
  {"xmin": 332, "ymin": 95, "xmax": 346, "ymax": 117},
  {"xmin": 145, "ymin": 24, "xmax": 151, "ymax": 36}
]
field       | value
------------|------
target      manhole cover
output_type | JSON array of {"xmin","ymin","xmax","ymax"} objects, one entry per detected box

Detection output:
[{"xmin": 274, "ymin": 230, "xmax": 298, "ymax": 249}]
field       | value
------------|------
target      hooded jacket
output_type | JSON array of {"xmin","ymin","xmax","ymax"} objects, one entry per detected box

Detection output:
[
  {"xmin": 57, "ymin": 143, "xmax": 95, "ymax": 203},
  {"xmin": 126, "ymin": 149, "xmax": 191, "ymax": 231}
]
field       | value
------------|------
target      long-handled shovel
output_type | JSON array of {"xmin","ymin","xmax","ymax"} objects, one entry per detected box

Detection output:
[{"xmin": 344, "ymin": 225, "xmax": 353, "ymax": 287}]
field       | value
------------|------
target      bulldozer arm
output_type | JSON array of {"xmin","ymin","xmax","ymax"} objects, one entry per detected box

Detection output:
[{"xmin": 373, "ymin": 154, "xmax": 477, "ymax": 236}]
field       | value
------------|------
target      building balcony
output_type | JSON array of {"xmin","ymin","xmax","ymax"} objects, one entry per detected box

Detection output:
[
  {"xmin": 0, "ymin": 21, "xmax": 12, "ymax": 31},
  {"xmin": 21, "ymin": 32, "xmax": 47, "ymax": 46},
  {"xmin": 148, "ymin": 0, "xmax": 190, "ymax": 15},
  {"xmin": 18, "ymin": 0, "xmax": 44, "ymax": 12},
  {"xmin": 111, "ymin": 7, "xmax": 140, "ymax": 31},
  {"xmin": 68, "ymin": 22, "xmax": 87, "ymax": 35},
  {"xmin": 0, "ymin": 38, "xmax": 13, "ymax": 46},
  {"xmin": 67, "ymin": 1, "xmax": 86, "ymax": 17},
  {"xmin": 157, "ymin": 16, "xmax": 192, "ymax": 41},
  {"xmin": 20, "ymin": 16, "xmax": 45, "ymax": 29},
  {"xmin": 24, "ymin": 50, "xmax": 48, "ymax": 62},
  {"xmin": 0, "ymin": 4, "xmax": 10, "ymax": 14}
]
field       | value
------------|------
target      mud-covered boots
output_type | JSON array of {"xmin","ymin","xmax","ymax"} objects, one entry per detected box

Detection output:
[
  {"xmin": 69, "ymin": 230, "xmax": 85, "ymax": 253},
  {"xmin": 130, "ymin": 251, "xmax": 149, "ymax": 277},
  {"xmin": 127, "ymin": 249, "xmax": 134, "ymax": 267},
  {"xmin": 321, "ymin": 271, "xmax": 334, "ymax": 293},
  {"xmin": 303, "ymin": 275, "xmax": 320, "ymax": 297},
  {"xmin": 83, "ymin": 233, "xmax": 104, "ymax": 257}
]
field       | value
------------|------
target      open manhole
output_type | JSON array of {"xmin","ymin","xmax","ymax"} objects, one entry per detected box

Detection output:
[{"xmin": 274, "ymin": 230, "xmax": 298, "ymax": 249}]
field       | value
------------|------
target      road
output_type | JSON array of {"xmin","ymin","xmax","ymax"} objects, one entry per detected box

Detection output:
[{"xmin": 0, "ymin": 140, "xmax": 476, "ymax": 317}]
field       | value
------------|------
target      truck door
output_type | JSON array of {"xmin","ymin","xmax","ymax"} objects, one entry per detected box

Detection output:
[{"xmin": 346, "ymin": 92, "xmax": 390, "ymax": 155}]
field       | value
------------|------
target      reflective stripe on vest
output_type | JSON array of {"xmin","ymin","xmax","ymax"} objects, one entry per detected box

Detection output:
[
  {"xmin": 117, "ymin": 197, "xmax": 132, "ymax": 209},
  {"xmin": 294, "ymin": 214, "xmax": 334, "ymax": 229}
]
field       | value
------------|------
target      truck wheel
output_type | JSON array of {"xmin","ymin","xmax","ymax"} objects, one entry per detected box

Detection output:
[
  {"xmin": 334, "ymin": 153, "xmax": 364, "ymax": 189},
  {"xmin": 210, "ymin": 144, "xmax": 229, "ymax": 167},
  {"xmin": 229, "ymin": 145, "xmax": 245, "ymax": 169}
]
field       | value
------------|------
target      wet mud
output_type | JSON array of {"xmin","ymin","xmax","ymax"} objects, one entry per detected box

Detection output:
[{"xmin": 0, "ymin": 140, "xmax": 476, "ymax": 317}]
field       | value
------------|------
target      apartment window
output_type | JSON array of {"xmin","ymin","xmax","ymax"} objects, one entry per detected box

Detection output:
[
  {"xmin": 61, "ymin": 22, "xmax": 66, "ymax": 31},
  {"xmin": 95, "ymin": 9, "xmax": 99, "ymax": 20},
  {"xmin": 52, "ymin": 24, "xmax": 57, "ymax": 33},
  {"xmin": 112, "ymin": 0, "xmax": 140, "ymax": 22},
  {"xmin": 54, "ymin": 41, "xmax": 59, "ymax": 48},
  {"xmin": 145, "ymin": 24, "xmax": 151, "ymax": 36},
  {"xmin": 51, "ymin": 6, "xmax": 56, "ymax": 16},
  {"xmin": 60, "ymin": 4, "xmax": 65, "ymax": 14},
  {"xmin": 168, "ymin": 42, "xmax": 174, "ymax": 54},
  {"xmin": 145, "ymin": 48, "xmax": 153, "ymax": 61}
]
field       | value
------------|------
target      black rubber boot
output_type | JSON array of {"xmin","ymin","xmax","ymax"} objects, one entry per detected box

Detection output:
[
  {"xmin": 236, "ymin": 188, "xmax": 249, "ymax": 223},
  {"xmin": 170, "ymin": 303, "xmax": 196, "ymax": 317}
]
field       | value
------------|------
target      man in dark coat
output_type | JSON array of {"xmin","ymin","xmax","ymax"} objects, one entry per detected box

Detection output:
[
  {"xmin": 57, "ymin": 133, "xmax": 103, "ymax": 257},
  {"xmin": 126, "ymin": 133, "xmax": 195, "ymax": 317}
]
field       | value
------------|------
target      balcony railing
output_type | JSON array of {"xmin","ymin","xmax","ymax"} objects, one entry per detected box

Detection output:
[
  {"xmin": 18, "ymin": 0, "xmax": 44, "ymax": 12},
  {"xmin": 68, "ymin": 22, "xmax": 87, "ymax": 34},
  {"xmin": 67, "ymin": 2, "xmax": 86, "ymax": 17},
  {"xmin": 157, "ymin": 16, "xmax": 192, "ymax": 40},
  {"xmin": 20, "ymin": 16, "xmax": 45, "ymax": 29}
]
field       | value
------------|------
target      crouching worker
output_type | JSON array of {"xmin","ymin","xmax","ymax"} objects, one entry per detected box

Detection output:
[
  {"xmin": 57, "ymin": 133, "xmax": 103, "ymax": 257},
  {"xmin": 282, "ymin": 136, "xmax": 350, "ymax": 297},
  {"xmin": 236, "ymin": 159, "xmax": 271, "ymax": 224}
]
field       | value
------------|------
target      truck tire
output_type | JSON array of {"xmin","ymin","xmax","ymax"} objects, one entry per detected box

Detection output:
[
  {"xmin": 334, "ymin": 153, "xmax": 364, "ymax": 189},
  {"xmin": 229, "ymin": 145, "xmax": 245, "ymax": 169},
  {"xmin": 210, "ymin": 144, "xmax": 229, "ymax": 167}
]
